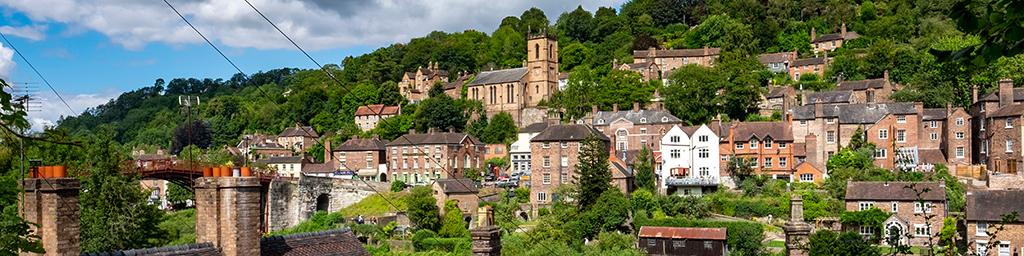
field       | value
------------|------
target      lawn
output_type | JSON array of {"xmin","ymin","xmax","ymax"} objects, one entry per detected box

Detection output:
[{"xmin": 339, "ymin": 191, "xmax": 409, "ymax": 217}]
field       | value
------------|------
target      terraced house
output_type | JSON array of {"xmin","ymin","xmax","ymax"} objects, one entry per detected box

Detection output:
[
  {"xmin": 719, "ymin": 121, "xmax": 797, "ymax": 181},
  {"xmin": 631, "ymin": 46, "xmax": 721, "ymax": 75},
  {"xmin": 588, "ymin": 103, "xmax": 683, "ymax": 153},
  {"xmin": 810, "ymin": 22, "xmax": 859, "ymax": 53},
  {"xmin": 966, "ymin": 190, "xmax": 1024, "ymax": 256},
  {"xmin": 844, "ymin": 182, "xmax": 946, "ymax": 247},
  {"xmin": 972, "ymin": 79, "xmax": 1024, "ymax": 173},
  {"xmin": 529, "ymin": 124, "xmax": 609, "ymax": 213},
  {"xmin": 386, "ymin": 130, "xmax": 484, "ymax": 185}
]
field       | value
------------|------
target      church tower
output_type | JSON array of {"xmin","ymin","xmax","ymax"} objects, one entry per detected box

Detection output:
[{"xmin": 525, "ymin": 33, "xmax": 558, "ymax": 107}]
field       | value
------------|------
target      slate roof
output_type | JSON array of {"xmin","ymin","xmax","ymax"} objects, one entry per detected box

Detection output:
[
  {"xmin": 812, "ymin": 31, "xmax": 859, "ymax": 43},
  {"xmin": 988, "ymin": 104, "xmax": 1024, "ymax": 118},
  {"xmin": 767, "ymin": 86, "xmax": 795, "ymax": 98},
  {"xmin": 791, "ymin": 57, "xmax": 826, "ymax": 67},
  {"xmin": 978, "ymin": 88, "xmax": 1024, "ymax": 102},
  {"xmin": 922, "ymin": 108, "xmax": 948, "ymax": 121},
  {"xmin": 467, "ymin": 68, "xmax": 527, "ymax": 86},
  {"xmin": 521, "ymin": 122, "xmax": 549, "ymax": 133},
  {"xmin": 531, "ymin": 124, "xmax": 609, "ymax": 142},
  {"xmin": 758, "ymin": 52, "xmax": 796, "ymax": 64},
  {"xmin": 806, "ymin": 90, "xmax": 852, "ymax": 104},
  {"xmin": 609, "ymin": 154, "xmax": 634, "ymax": 179},
  {"xmin": 593, "ymin": 110, "xmax": 683, "ymax": 126},
  {"xmin": 845, "ymin": 181, "xmax": 946, "ymax": 201},
  {"xmin": 730, "ymin": 121, "xmax": 791, "ymax": 141},
  {"xmin": 633, "ymin": 48, "xmax": 721, "ymax": 58},
  {"xmin": 354, "ymin": 104, "xmax": 400, "ymax": 116},
  {"xmin": 387, "ymin": 132, "xmax": 481, "ymax": 146},
  {"xmin": 435, "ymin": 178, "xmax": 479, "ymax": 194},
  {"xmin": 966, "ymin": 190, "xmax": 1024, "ymax": 222},
  {"xmin": 261, "ymin": 228, "xmax": 370, "ymax": 256},
  {"xmin": 789, "ymin": 103, "xmax": 918, "ymax": 124},
  {"xmin": 302, "ymin": 163, "xmax": 336, "ymax": 174},
  {"xmin": 334, "ymin": 138, "xmax": 387, "ymax": 151},
  {"xmin": 918, "ymin": 149, "xmax": 948, "ymax": 165},
  {"xmin": 82, "ymin": 243, "xmax": 221, "ymax": 256},
  {"xmin": 405, "ymin": 67, "xmax": 448, "ymax": 79},
  {"xmin": 837, "ymin": 78, "xmax": 887, "ymax": 91},
  {"xmin": 444, "ymin": 74, "xmax": 472, "ymax": 90},
  {"xmin": 240, "ymin": 134, "xmax": 284, "ymax": 149},
  {"xmin": 261, "ymin": 156, "xmax": 305, "ymax": 164},
  {"xmin": 279, "ymin": 126, "xmax": 318, "ymax": 138},
  {"xmin": 638, "ymin": 226, "xmax": 727, "ymax": 240}
]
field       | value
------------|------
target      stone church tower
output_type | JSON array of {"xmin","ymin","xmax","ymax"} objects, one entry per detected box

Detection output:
[{"xmin": 525, "ymin": 33, "xmax": 558, "ymax": 107}]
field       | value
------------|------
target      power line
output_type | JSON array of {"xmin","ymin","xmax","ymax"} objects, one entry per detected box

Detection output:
[
  {"xmin": 0, "ymin": 30, "xmax": 75, "ymax": 115},
  {"xmin": 162, "ymin": 0, "xmax": 246, "ymax": 76}
]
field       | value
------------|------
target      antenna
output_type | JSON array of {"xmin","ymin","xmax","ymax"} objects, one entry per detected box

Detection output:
[
  {"xmin": 178, "ymin": 95, "xmax": 200, "ymax": 107},
  {"xmin": 9, "ymin": 82, "xmax": 42, "ymax": 113}
]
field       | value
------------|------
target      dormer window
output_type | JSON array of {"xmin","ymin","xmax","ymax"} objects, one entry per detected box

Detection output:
[
  {"xmin": 661, "ymin": 117, "xmax": 669, "ymax": 122},
  {"xmin": 750, "ymin": 139, "xmax": 759, "ymax": 149},
  {"xmin": 597, "ymin": 119, "xmax": 605, "ymax": 124},
  {"xmin": 639, "ymin": 118, "xmax": 647, "ymax": 123}
]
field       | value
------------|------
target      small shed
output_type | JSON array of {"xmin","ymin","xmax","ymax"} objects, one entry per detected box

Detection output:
[{"xmin": 637, "ymin": 226, "xmax": 728, "ymax": 256}]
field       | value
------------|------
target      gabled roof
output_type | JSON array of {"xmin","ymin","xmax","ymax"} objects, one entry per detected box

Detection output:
[
  {"xmin": 789, "ymin": 103, "xmax": 919, "ymax": 124},
  {"xmin": 806, "ymin": 90, "xmax": 852, "ymax": 104},
  {"xmin": 593, "ymin": 109, "xmax": 683, "ymax": 126},
  {"xmin": 767, "ymin": 86, "xmax": 796, "ymax": 99},
  {"xmin": 520, "ymin": 122, "xmax": 549, "ymax": 133},
  {"xmin": 730, "ymin": 121, "xmax": 791, "ymax": 141},
  {"xmin": 633, "ymin": 47, "xmax": 721, "ymax": 58},
  {"xmin": 334, "ymin": 138, "xmax": 388, "ymax": 151},
  {"xmin": 435, "ymin": 178, "xmax": 479, "ymax": 194},
  {"xmin": 638, "ymin": 226, "xmax": 727, "ymax": 240},
  {"xmin": 791, "ymin": 57, "xmax": 826, "ymax": 67},
  {"xmin": 279, "ymin": 126, "xmax": 318, "ymax": 138},
  {"xmin": 444, "ymin": 74, "xmax": 472, "ymax": 90},
  {"xmin": 922, "ymin": 108, "xmax": 948, "ymax": 121},
  {"xmin": 261, "ymin": 228, "xmax": 370, "ymax": 256},
  {"xmin": 966, "ymin": 190, "xmax": 1024, "ymax": 222},
  {"xmin": 387, "ymin": 132, "xmax": 481, "ymax": 146},
  {"xmin": 260, "ymin": 156, "xmax": 305, "ymax": 164},
  {"xmin": 845, "ymin": 181, "xmax": 945, "ymax": 201},
  {"xmin": 609, "ymin": 154, "xmax": 633, "ymax": 179},
  {"xmin": 918, "ymin": 149, "xmax": 947, "ymax": 165},
  {"xmin": 303, "ymin": 163, "xmax": 336, "ymax": 173},
  {"xmin": 467, "ymin": 68, "xmax": 527, "ymax": 86},
  {"xmin": 354, "ymin": 104, "xmax": 400, "ymax": 116},
  {"xmin": 812, "ymin": 31, "xmax": 858, "ymax": 43},
  {"xmin": 239, "ymin": 134, "xmax": 281, "ymax": 148},
  {"xmin": 978, "ymin": 88, "xmax": 1024, "ymax": 102},
  {"xmin": 758, "ymin": 52, "xmax": 796, "ymax": 64},
  {"xmin": 531, "ymin": 124, "xmax": 609, "ymax": 142},
  {"xmin": 837, "ymin": 78, "xmax": 887, "ymax": 91},
  {"xmin": 988, "ymin": 104, "xmax": 1024, "ymax": 118},
  {"xmin": 82, "ymin": 243, "xmax": 220, "ymax": 256}
]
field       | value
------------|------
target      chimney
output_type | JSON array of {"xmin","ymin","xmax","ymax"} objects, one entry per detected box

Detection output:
[
  {"xmin": 811, "ymin": 27, "xmax": 817, "ymax": 41},
  {"xmin": 21, "ymin": 166, "xmax": 80, "ymax": 256},
  {"xmin": 408, "ymin": 128, "xmax": 416, "ymax": 134},
  {"xmin": 972, "ymin": 85, "xmax": 979, "ymax": 104},
  {"xmin": 805, "ymin": 134, "xmax": 818, "ymax": 167},
  {"xmin": 883, "ymin": 70, "xmax": 890, "ymax": 83},
  {"xmin": 591, "ymin": 105, "xmax": 598, "ymax": 116},
  {"xmin": 471, "ymin": 206, "xmax": 501, "ymax": 256},
  {"xmin": 633, "ymin": 102, "xmax": 641, "ymax": 112},
  {"xmin": 323, "ymin": 137, "xmax": 332, "ymax": 163},
  {"xmin": 612, "ymin": 104, "xmax": 619, "ymax": 112},
  {"xmin": 999, "ymin": 79, "xmax": 1014, "ymax": 107},
  {"xmin": 840, "ymin": 22, "xmax": 847, "ymax": 38},
  {"xmin": 814, "ymin": 100, "xmax": 824, "ymax": 117},
  {"xmin": 946, "ymin": 103, "xmax": 953, "ymax": 117},
  {"xmin": 195, "ymin": 176, "xmax": 262, "ymax": 256}
]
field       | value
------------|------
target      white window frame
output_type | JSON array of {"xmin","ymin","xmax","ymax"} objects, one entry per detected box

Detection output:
[
  {"xmin": 891, "ymin": 202, "xmax": 898, "ymax": 213},
  {"xmin": 1007, "ymin": 118, "xmax": 1014, "ymax": 128},
  {"xmin": 977, "ymin": 240, "xmax": 988, "ymax": 256},
  {"xmin": 931, "ymin": 133, "xmax": 938, "ymax": 141},
  {"xmin": 897, "ymin": 115, "xmax": 907, "ymax": 123},
  {"xmin": 560, "ymin": 142, "xmax": 568, "ymax": 148},
  {"xmin": 750, "ymin": 139, "xmax": 759, "ymax": 149},
  {"xmin": 879, "ymin": 129, "xmax": 889, "ymax": 139},
  {"xmin": 914, "ymin": 202, "xmax": 933, "ymax": 214},
  {"xmin": 827, "ymin": 131, "xmax": 836, "ymax": 144},
  {"xmin": 914, "ymin": 224, "xmax": 930, "ymax": 237},
  {"xmin": 1007, "ymin": 140, "xmax": 1014, "ymax": 153},
  {"xmin": 543, "ymin": 156, "xmax": 551, "ymax": 167},
  {"xmin": 977, "ymin": 222, "xmax": 988, "ymax": 237},
  {"xmin": 800, "ymin": 173, "xmax": 813, "ymax": 182},
  {"xmin": 780, "ymin": 157, "xmax": 787, "ymax": 167},
  {"xmin": 736, "ymin": 143, "xmax": 744, "ymax": 149},
  {"xmin": 956, "ymin": 132, "xmax": 965, "ymax": 140},
  {"xmin": 542, "ymin": 142, "xmax": 550, "ymax": 148},
  {"xmin": 956, "ymin": 118, "xmax": 965, "ymax": 126},
  {"xmin": 875, "ymin": 149, "xmax": 887, "ymax": 159},
  {"xmin": 537, "ymin": 192, "xmax": 547, "ymax": 202},
  {"xmin": 930, "ymin": 120, "xmax": 938, "ymax": 128},
  {"xmin": 956, "ymin": 147, "xmax": 965, "ymax": 159},
  {"xmin": 859, "ymin": 201, "xmax": 873, "ymax": 211},
  {"xmin": 764, "ymin": 139, "xmax": 773, "ymax": 149},
  {"xmin": 896, "ymin": 130, "xmax": 906, "ymax": 143},
  {"xmin": 560, "ymin": 156, "xmax": 569, "ymax": 167}
]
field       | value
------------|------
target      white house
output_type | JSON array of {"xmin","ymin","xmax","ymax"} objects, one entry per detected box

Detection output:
[
  {"xmin": 510, "ymin": 123, "xmax": 548, "ymax": 175},
  {"xmin": 262, "ymin": 156, "xmax": 306, "ymax": 178},
  {"xmin": 658, "ymin": 124, "xmax": 721, "ymax": 196}
]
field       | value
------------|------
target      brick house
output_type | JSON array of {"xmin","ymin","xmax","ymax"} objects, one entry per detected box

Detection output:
[
  {"xmin": 466, "ymin": 34, "xmax": 558, "ymax": 126},
  {"xmin": 432, "ymin": 178, "xmax": 479, "ymax": 216},
  {"xmin": 443, "ymin": 72, "xmax": 472, "ymax": 98},
  {"xmin": 758, "ymin": 51, "xmax": 798, "ymax": 73},
  {"xmin": 332, "ymin": 137, "xmax": 388, "ymax": 181},
  {"xmin": 720, "ymin": 121, "xmax": 796, "ymax": 180},
  {"xmin": 609, "ymin": 154, "xmax": 635, "ymax": 196},
  {"xmin": 973, "ymin": 79, "xmax": 1024, "ymax": 173},
  {"xmin": 277, "ymin": 124, "xmax": 318, "ymax": 152},
  {"xmin": 788, "ymin": 56, "xmax": 829, "ymax": 81},
  {"xmin": 614, "ymin": 61, "xmax": 662, "ymax": 81},
  {"xmin": 637, "ymin": 226, "xmax": 728, "ymax": 256},
  {"xmin": 589, "ymin": 103, "xmax": 683, "ymax": 153},
  {"xmin": 804, "ymin": 90, "xmax": 852, "ymax": 105},
  {"xmin": 529, "ymin": 124, "xmax": 609, "ymax": 212},
  {"xmin": 844, "ymin": 181, "xmax": 946, "ymax": 247},
  {"xmin": 386, "ymin": 131, "xmax": 484, "ymax": 185},
  {"xmin": 921, "ymin": 107, "xmax": 972, "ymax": 167},
  {"xmin": 759, "ymin": 86, "xmax": 796, "ymax": 116},
  {"xmin": 354, "ymin": 104, "xmax": 400, "ymax": 131},
  {"xmin": 632, "ymin": 46, "xmax": 721, "ymax": 75},
  {"xmin": 237, "ymin": 134, "xmax": 293, "ymax": 161},
  {"xmin": 811, "ymin": 22, "xmax": 859, "ymax": 54},
  {"xmin": 966, "ymin": 190, "xmax": 1024, "ymax": 256},
  {"xmin": 399, "ymin": 62, "xmax": 448, "ymax": 103},
  {"xmin": 835, "ymin": 71, "xmax": 896, "ymax": 104}
]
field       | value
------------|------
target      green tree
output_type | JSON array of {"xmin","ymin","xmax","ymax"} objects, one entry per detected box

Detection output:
[
  {"xmin": 519, "ymin": 8, "xmax": 549, "ymax": 35},
  {"xmin": 944, "ymin": 0, "xmax": 1024, "ymax": 67},
  {"xmin": 406, "ymin": 186, "xmax": 440, "ymax": 231},
  {"xmin": 390, "ymin": 180, "xmax": 407, "ymax": 192},
  {"xmin": 556, "ymin": 6, "xmax": 594, "ymax": 42},
  {"xmin": 725, "ymin": 157, "xmax": 755, "ymax": 183},
  {"xmin": 413, "ymin": 94, "xmax": 466, "ymax": 133},
  {"xmin": 574, "ymin": 135, "xmax": 611, "ymax": 210},
  {"xmin": 483, "ymin": 112, "xmax": 517, "ymax": 144},
  {"xmin": 438, "ymin": 200, "xmax": 469, "ymax": 238},
  {"xmin": 0, "ymin": 79, "xmax": 43, "ymax": 255},
  {"xmin": 633, "ymin": 146, "xmax": 656, "ymax": 192},
  {"xmin": 808, "ymin": 230, "xmax": 881, "ymax": 256},
  {"xmin": 559, "ymin": 42, "xmax": 595, "ymax": 71},
  {"xmin": 166, "ymin": 183, "xmax": 192, "ymax": 207}
]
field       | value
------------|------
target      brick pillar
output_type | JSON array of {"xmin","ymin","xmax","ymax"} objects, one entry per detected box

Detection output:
[
  {"xmin": 20, "ymin": 178, "xmax": 80, "ymax": 256},
  {"xmin": 195, "ymin": 176, "xmax": 261, "ymax": 256},
  {"xmin": 783, "ymin": 195, "xmax": 812, "ymax": 256},
  {"xmin": 470, "ymin": 206, "xmax": 501, "ymax": 256}
]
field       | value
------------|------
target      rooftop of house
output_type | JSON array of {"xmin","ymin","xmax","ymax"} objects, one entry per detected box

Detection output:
[
  {"xmin": 922, "ymin": 108, "xmax": 949, "ymax": 121},
  {"xmin": 354, "ymin": 104, "xmax": 400, "ymax": 116},
  {"xmin": 279, "ymin": 125, "xmax": 318, "ymax": 138},
  {"xmin": 466, "ymin": 67, "xmax": 527, "ymax": 86},
  {"xmin": 767, "ymin": 86, "xmax": 796, "ymax": 99},
  {"xmin": 837, "ymin": 78, "xmax": 887, "ymax": 91},
  {"xmin": 978, "ymin": 88, "xmax": 1024, "ymax": 102},
  {"xmin": 387, "ymin": 132, "xmax": 482, "ymax": 146},
  {"xmin": 435, "ymin": 178, "xmax": 479, "ymax": 194},
  {"xmin": 84, "ymin": 229, "xmax": 369, "ymax": 256},
  {"xmin": 302, "ymin": 162, "xmax": 336, "ymax": 174},
  {"xmin": 404, "ymin": 66, "xmax": 448, "ymax": 79},
  {"xmin": 593, "ymin": 109, "xmax": 683, "ymax": 126},
  {"xmin": 520, "ymin": 122, "xmax": 550, "ymax": 134},
  {"xmin": 633, "ymin": 47, "xmax": 721, "ymax": 58},
  {"xmin": 811, "ymin": 31, "xmax": 860, "ymax": 43},
  {"xmin": 637, "ymin": 226, "xmax": 727, "ymax": 240},
  {"xmin": 239, "ymin": 134, "xmax": 282, "ymax": 149},
  {"xmin": 444, "ymin": 73, "xmax": 473, "ymax": 90},
  {"xmin": 966, "ymin": 190, "xmax": 1024, "ymax": 222},
  {"xmin": 609, "ymin": 154, "xmax": 634, "ymax": 179},
  {"xmin": 844, "ymin": 181, "xmax": 946, "ymax": 201},
  {"xmin": 805, "ymin": 90, "xmax": 852, "ymax": 104},
  {"xmin": 730, "ymin": 121, "xmax": 792, "ymax": 141},
  {"xmin": 790, "ymin": 102, "xmax": 919, "ymax": 123},
  {"xmin": 334, "ymin": 137, "xmax": 388, "ymax": 152},
  {"xmin": 758, "ymin": 52, "xmax": 796, "ymax": 64},
  {"xmin": 918, "ymin": 148, "xmax": 947, "ymax": 166},
  {"xmin": 988, "ymin": 103, "xmax": 1024, "ymax": 118},
  {"xmin": 531, "ymin": 124, "xmax": 609, "ymax": 142},
  {"xmin": 791, "ymin": 57, "xmax": 826, "ymax": 67},
  {"xmin": 621, "ymin": 62, "xmax": 655, "ymax": 71}
]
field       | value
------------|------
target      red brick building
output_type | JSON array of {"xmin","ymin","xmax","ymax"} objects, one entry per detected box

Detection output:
[
  {"xmin": 386, "ymin": 131, "xmax": 484, "ymax": 185},
  {"xmin": 844, "ymin": 181, "xmax": 946, "ymax": 247},
  {"xmin": 632, "ymin": 46, "xmax": 720, "ymax": 75},
  {"xmin": 529, "ymin": 124, "xmax": 610, "ymax": 212},
  {"xmin": 788, "ymin": 57, "xmax": 828, "ymax": 81},
  {"xmin": 719, "ymin": 121, "xmax": 796, "ymax": 180},
  {"xmin": 965, "ymin": 190, "xmax": 1024, "ymax": 255},
  {"xmin": 973, "ymin": 79, "xmax": 1024, "ymax": 173}
]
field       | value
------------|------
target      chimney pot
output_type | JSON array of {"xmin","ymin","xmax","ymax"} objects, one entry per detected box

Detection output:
[
  {"xmin": 633, "ymin": 102, "xmax": 641, "ymax": 111},
  {"xmin": 999, "ymin": 79, "xmax": 1014, "ymax": 107},
  {"xmin": 612, "ymin": 104, "xmax": 619, "ymax": 112}
]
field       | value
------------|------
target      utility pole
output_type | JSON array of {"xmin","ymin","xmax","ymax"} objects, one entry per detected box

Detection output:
[{"xmin": 178, "ymin": 95, "xmax": 199, "ymax": 209}]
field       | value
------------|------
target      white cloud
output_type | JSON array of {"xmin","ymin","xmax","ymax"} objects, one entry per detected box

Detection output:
[
  {"xmin": 0, "ymin": 42, "xmax": 14, "ymax": 79},
  {"xmin": 0, "ymin": 0, "xmax": 624, "ymax": 50},
  {"xmin": 0, "ymin": 24, "xmax": 47, "ymax": 41},
  {"xmin": 28, "ymin": 91, "xmax": 115, "ymax": 131}
]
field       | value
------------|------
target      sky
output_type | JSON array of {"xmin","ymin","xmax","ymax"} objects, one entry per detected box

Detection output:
[{"xmin": 0, "ymin": 0, "xmax": 626, "ymax": 130}]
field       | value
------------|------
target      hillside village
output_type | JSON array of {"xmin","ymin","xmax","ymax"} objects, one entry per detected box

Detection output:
[{"xmin": 4, "ymin": 0, "xmax": 1024, "ymax": 256}]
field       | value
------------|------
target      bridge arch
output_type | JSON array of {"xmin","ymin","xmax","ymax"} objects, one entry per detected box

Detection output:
[{"xmin": 315, "ymin": 194, "xmax": 330, "ymax": 212}]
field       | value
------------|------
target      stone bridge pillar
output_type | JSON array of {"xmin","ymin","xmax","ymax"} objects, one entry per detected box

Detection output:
[
  {"xmin": 195, "ymin": 176, "xmax": 261, "ymax": 256},
  {"xmin": 20, "ymin": 174, "xmax": 80, "ymax": 256}
]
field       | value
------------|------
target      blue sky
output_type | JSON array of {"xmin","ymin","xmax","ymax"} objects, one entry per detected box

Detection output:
[{"xmin": 0, "ymin": 0, "xmax": 625, "ymax": 129}]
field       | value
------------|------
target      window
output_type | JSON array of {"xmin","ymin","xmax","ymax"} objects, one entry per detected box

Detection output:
[
  {"xmin": 930, "ymin": 120, "xmax": 938, "ymax": 128},
  {"xmin": 672, "ymin": 240, "xmax": 685, "ymax": 248},
  {"xmin": 764, "ymin": 139, "xmax": 773, "ymax": 148},
  {"xmin": 956, "ymin": 147, "xmax": 965, "ymax": 158},
  {"xmin": 543, "ymin": 156, "xmax": 551, "ymax": 167},
  {"xmin": 542, "ymin": 173, "xmax": 551, "ymax": 184},
  {"xmin": 800, "ymin": 173, "xmax": 813, "ymax": 182},
  {"xmin": 647, "ymin": 239, "xmax": 656, "ymax": 247},
  {"xmin": 800, "ymin": 120, "xmax": 808, "ymax": 125},
  {"xmin": 750, "ymin": 139, "xmax": 759, "ymax": 149},
  {"xmin": 560, "ymin": 156, "xmax": 568, "ymax": 167},
  {"xmin": 891, "ymin": 202, "xmax": 898, "ymax": 213},
  {"xmin": 542, "ymin": 142, "xmax": 550, "ymax": 148},
  {"xmin": 977, "ymin": 222, "xmax": 988, "ymax": 236},
  {"xmin": 537, "ymin": 192, "xmax": 547, "ymax": 202},
  {"xmin": 560, "ymin": 142, "xmax": 568, "ymax": 148},
  {"xmin": 914, "ymin": 224, "xmax": 930, "ymax": 237},
  {"xmin": 698, "ymin": 167, "xmax": 710, "ymax": 176},
  {"xmin": 896, "ymin": 130, "xmax": 906, "ymax": 143},
  {"xmin": 914, "ymin": 202, "xmax": 933, "ymax": 213},
  {"xmin": 698, "ymin": 148, "xmax": 710, "ymax": 159},
  {"xmin": 670, "ymin": 149, "xmax": 681, "ymax": 159},
  {"xmin": 878, "ymin": 129, "xmax": 889, "ymax": 139},
  {"xmin": 977, "ymin": 241, "xmax": 988, "ymax": 255},
  {"xmin": 981, "ymin": 120, "xmax": 986, "ymax": 130},
  {"xmin": 998, "ymin": 242, "xmax": 1010, "ymax": 256},
  {"xmin": 1007, "ymin": 118, "xmax": 1014, "ymax": 128},
  {"xmin": 859, "ymin": 226, "xmax": 875, "ymax": 236},
  {"xmin": 779, "ymin": 142, "xmax": 787, "ymax": 148},
  {"xmin": 956, "ymin": 132, "xmax": 965, "ymax": 139},
  {"xmin": 670, "ymin": 136, "xmax": 680, "ymax": 143},
  {"xmin": 897, "ymin": 115, "xmax": 907, "ymax": 123},
  {"xmin": 338, "ymin": 153, "xmax": 347, "ymax": 165},
  {"xmin": 640, "ymin": 128, "xmax": 647, "ymax": 134},
  {"xmin": 1007, "ymin": 140, "xmax": 1014, "ymax": 153},
  {"xmin": 402, "ymin": 146, "xmax": 408, "ymax": 154},
  {"xmin": 748, "ymin": 158, "xmax": 757, "ymax": 167},
  {"xmin": 956, "ymin": 118, "xmax": 965, "ymax": 126},
  {"xmin": 931, "ymin": 133, "xmax": 938, "ymax": 140},
  {"xmin": 827, "ymin": 131, "xmax": 836, "ymax": 144},
  {"xmin": 639, "ymin": 118, "xmax": 647, "ymax": 123},
  {"xmin": 704, "ymin": 241, "xmax": 713, "ymax": 249},
  {"xmin": 859, "ymin": 202, "xmax": 873, "ymax": 211},
  {"xmin": 826, "ymin": 118, "xmax": 836, "ymax": 124},
  {"xmin": 597, "ymin": 119, "xmax": 604, "ymax": 124},
  {"xmin": 699, "ymin": 135, "xmax": 709, "ymax": 142},
  {"xmin": 763, "ymin": 158, "xmax": 772, "ymax": 168},
  {"xmin": 780, "ymin": 157, "xmax": 787, "ymax": 167},
  {"xmin": 875, "ymin": 149, "xmax": 887, "ymax": 159},
  {"xmin": 736, "ymin": 143, "xmax": 745, "ymax": 149}
]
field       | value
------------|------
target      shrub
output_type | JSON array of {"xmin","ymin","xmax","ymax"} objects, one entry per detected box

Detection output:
[
  {"xmin": 411, "ymin": 229, "xmax": 438, "ymax": 250},
  {"xmin": 390, "ymin": 180, "xmax": 407, "ymax": 192},
  {"xmin": 417, "ymin": 237, "xmax": 472, "ymax": 253}
]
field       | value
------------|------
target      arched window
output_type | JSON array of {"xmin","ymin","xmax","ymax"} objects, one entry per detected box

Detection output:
[
  {"xmin": 535, "ymin": 43, "xmax": 540, "ymax": 59},
  {"xmin": 549, "ymin": 44, "xmax": 553, "ymax": 59}
]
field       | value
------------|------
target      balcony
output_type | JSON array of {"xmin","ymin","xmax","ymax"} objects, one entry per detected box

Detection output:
[{"xmin": 665, "ymin": 176, "xmax": 719, "ymax": 186}]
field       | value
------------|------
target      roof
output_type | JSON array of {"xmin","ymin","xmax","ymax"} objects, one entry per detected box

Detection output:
[
  {"xmin": 531, "ymin": 124, "xmax": 609, "ymax": 142},
  {"xmin": 279, "ymin": 126, "xmax": 318, "ymax": 138},
  {"xmin": 354, "ymin": 104, "xmax": 400, "ymax": 116},
  {"xmin": 988, "ymin": 104, "xmax": 1024, "ymax": 118},
  {"xmin": 261, "ymin": 156, "xmax": 305, "ymax": 164},
  {"xmin": 435, "ymin": 178, "xmax": 479, "ymax": 194},
  {"xmin": 767, "ymin": 86, "xmax": 795, "ymax": 99},
  {"xmin": 444, "ymin": 74, "xmax": 472, "ymax": 90},
  {"xmin": 633, "ymin": 47, "xmax": 721, "ymax": 58},
  {"xmin": 730, "ymin": 121, "xmax": 791, "ymax": 141},
  {"xmin": 844, "ymin": 181, "xmax": 946, "ymax": 201},
  {"xmin": 812, "ymin": 33, "xmax": 844, "ymax": 43},
  {"xmin": 837, "ymin": 78, "xmax": 887, "ymax": 91},
  {"xmin": 792, "ymin": 142, "xmax": 806, "ymax": 157},
  {"xmin": 334, "ymin": 138, "xmax": 387, "ymax": 151},
  {"xmin": 922, "ymin": 108, "xmax": 948, "ymax": 121},
  {"xmin": 609, "ymin": 154, "xmax": 633, "ymax": 179},
  {"xmin": 134, "ymin": 154, "xmax": 174, "ymax": 161},
  {"xmin": 918, "ymin": 149, "xmax": 947, "ymax": 165},
  {"xmin": 82, "ymin": 242, "xmax": 220, "ymax": 256},
  {"xmin": 966, "ymin": 190, "xmax": 1024, "ymax": 222},
  {"xmin": 758, "ymin": 52, "xmax": 795, "ymax": 64},
  {"xmin": 387, "ymin": 132, "xmax": 481, "ymax": 146},
  {"xmin": 789, "ymin": 102, "xmax": 919, "ymax": 123},
  {"xmin": 467, "ymin": 67, "xmax": 527, "ymax": 86},
  {"xmin": 261, "ymin": 228, "xmax": 370, "ymax": 256},
  {"xmin": 302, "ymin": 163, "xmax": 336, "ymax": 173},
  {"xmin": 978, "ymin": 88, "xmax": 1024, "ymax": 102},
  {"xmin": 637, "ymin": 226, "xmax": 727, "ymax": 240},
  {"xmin": 791, "ymin": 57, "xmax": 826, "ymax": 67},
  {"xmin": 520, "ymin": 122, "xmax": 549, "ymax": 133},
  {"xmin": 806, "ymin": 90, "xmax": 852, "ymax": 104},
  {"xmin": 593, "ymin": 109, "xmax": 683, "ymax": 126}
]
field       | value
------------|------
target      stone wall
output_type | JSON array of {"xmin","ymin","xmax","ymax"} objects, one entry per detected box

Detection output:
[{"xmin": 267, "ymin": 176, "xmax": 389, "ymax": 231}]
